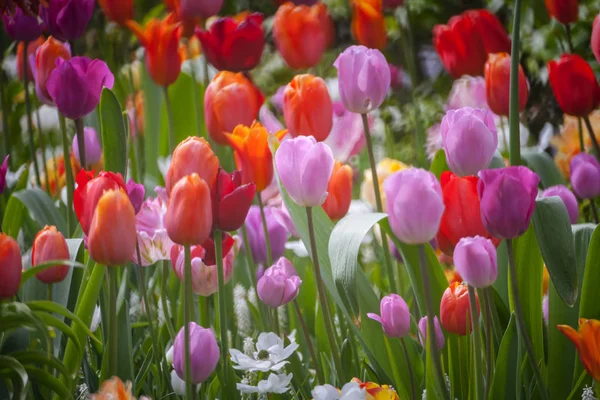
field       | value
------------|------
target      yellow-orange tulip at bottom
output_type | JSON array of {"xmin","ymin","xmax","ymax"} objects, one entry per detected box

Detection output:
[{"xmin": 558, "ymin": 318, "xmax": 600, "ymax": 383}]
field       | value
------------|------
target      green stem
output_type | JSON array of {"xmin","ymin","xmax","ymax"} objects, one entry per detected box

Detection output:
[
  {"xmin": 0, "ymin": 64, "xmax": 10, "ymax": 164},
  {"xmin": 241, "ymin": 224, "xmax": 257, "ymax": 286},
  {"xmin": 306, "ymin": 207, "xmax": 345, "ymax": 384},
  {"xmin": 127, "ymin": 66, "xmax": 143, "ymax": 182},
  {"xmin": 583, "ymin": 116, "xmax": 600, "ymax": 160},
  {"xmin": 564, "ymin": 24, "xmax": 574, "ymax": 53},
  {"xmin": 183, "ymin": 245, "xmax": 196, "ymax": 400},
  {"xmin": 187, "ymin": 42, "xmax": 203, "ymax": 138},
  {"xmin": 272, "ymin": 307, "xmax": 280, "ymax": 336},
  {"xmin": 163, "ymin": 86, "xmax": 176, "ymax": 153},
  {"xmin": 22, "ymin": 41, "xmax": 42, "ymax": 187},
  {"xmin": 590, "ymin": 199, "xmax": 599, "ymax": 224},
  {"xmin": 509, "ymin": 0, "xmax": 522, "ymax": 166},
  {"xmin": 506, "ymin": 239, "xmax": 549, "ymax": 400},
  {"xmin": 108, "ymin": 268, "xmax": 118, "ymax": 378},
  {"xmin": 59, "ymin": 113, "xmax": 74, "ymax": 234},
  {"xmin": 468, "ymin": 286, "xmax": 484, "ymax": 400},
  {"xmin": 256, "ymin": 192, "xmax": 273, "ymax": 266},
  {"xmin": 481, "ymin": 288, "xmax": 494, "ymax": 399},
  {"xmin": 401, "ymin": 337, "xmax": 417, "ymax": 400},
  {"xmin": 74, "ymin": 118, "xmax": 86, "ymax": 169},
  {"xmin": 214, "ymin": 230, "xmax": 231, "ymax": 395},
  {"xmin": 48, "ymin": 283, "xmax": 52, "ymax": 302},
  {"xmin": 293, "ymin": 299, "xmax": 324, "ymax": 384},
  {"xmin": 361, "ymin": 113, "xmax": 397, "ymax": 293},
  {"xmin": 161, "ymin": 260, "xmax": 176, "ymax": 341},
  {"xmin": 577, "ymin": 118, "xmax": 585, "ymax": 153},
  {"xmin": 34, "ymin": 109, "xmax": 51, "ymax": 195}
]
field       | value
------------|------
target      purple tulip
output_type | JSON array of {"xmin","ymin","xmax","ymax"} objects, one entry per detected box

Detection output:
[
  {"xmin": 441, "ymin": 107, "xmax": 498, "ymax": 177},
  {"xmin": 126, "ymin": 179, "xmax": 146, "ymax": 215},
  {"xmin": 0, "ymin": 155, "xmax": 9, "ymax": 194},
  {"xmin": 244, "ymin": 205, "xmax": 288, "ymax": 266},
  {"xmin": 542, "ymin": 295, "xmax": 549, "ymax": 325},
  {"xmin": 324, "ymin": 102, "xmax": 367, "ymax": 163},
  {"xmin": 418, "ymin": 316, "xmax": 445, "ymax": 350},
  {"xmin": 570, "ymin": 153, "xmax": 600, "ymax": 199},
  {"xmin": 478, "ymin": 166, "xmax": 540, "ymax": 239},
  {"xmin": 334, "ymin": 45, "xmax": 391, "ymax": 114},
  {"xmin": 180, "ymin": 0, "xmax": 223, "ymax": 19},
  {"xmin": 173, "ymin": 322, "xmax": 220, "ymax": 384},
  {"xmin": 388, "ymin": 64, "xmax": 403, "ymax": 89},
  {"xmin": 541, "ymin": 184, "xmax": 579, "ymax": 224},
  {"xmin": 383, "ymin": 168, "xmax": 444, "ymax": 244},
  {"xmin": 39, "ymin": 0, "xmax": 95, "ymax": 42},
  {"xmin": 47, "ymin": 57, "xmax": 115, "ymax": 120},
  {"xmin": 446, "ymin": 76, "xmax": 488, "ymax": 111},
  {"xmin": 367, "ymin": 294, "xmax": 411, "ymax": 338},
  {"xmin": 453, "ymin": 236, "xmax": 498, "ymax": 288},
  {"xmin": 72, "ymin": 127, "xmax": 102, "ymax": 166},
  {"xmin": 2, "ymin": 7, "xmax": 43, "ymax": 42},
  {"xmin": 257, "ymin": 257, "xmax": 302, "ymax": 308},
  {"xmin": 275, "ymin": 136, "xmax": 335, "ymax": 207},
  {"xmin": 271, "ymin": 86, "xmax": 286, "ymax": 113}
]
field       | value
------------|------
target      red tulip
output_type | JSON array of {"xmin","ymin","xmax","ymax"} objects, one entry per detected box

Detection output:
[
  {"xmin": 166, "ymin": 137, "xmax": 220, "ymax": 195},
  {"xmin": 0, "ymin": 233, "xmax": 22, "ymax": 299},
  {"xmin": 322, "ymin": 162, "xmax": 353, "ymax": 221},
  {"xmin": 548, "ymin": 54, "xmax": 600, "ymax": 117},
  {"xmin": 440, "ymin": 282, "xmax": 479, "ymax": 336},
  {"xmin": 32, "ymin": 225, "xmax": 70, "ymax": 284},
  {"xmin": 196, "ymin": 13, "xmax": 265, "ymax": 72},
  {"xmin": 484, "ymin": 52, "xmax": 529, "ymax": 117},
  {"xmin": 544, "ymin": 0, "xmax": 578, "ymax": 24},
  {"xmin": 212, "ymin": 168, "xmax": 256, "ymax": 232}
]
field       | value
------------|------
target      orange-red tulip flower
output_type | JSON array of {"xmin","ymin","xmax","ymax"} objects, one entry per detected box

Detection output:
[
  {"xmin": 558, "ymin": 319, "xmax": 600, "ymax": 382},
  {"xmin": 32, "ymin": 225, "xmax": 70, "ymax": 284},
  {"xmin": 17, "ymin": 36, "xmax": 44, "ymax": 81},
  {"xmin": 166, "ymin": 136, "xmax": 220, "ymax": 195},
  {"xmin": 33, "ymin": 36, "xmax": 72, "ymax": 104},
  {"xmin": 0, "ymin": 233, "xmax": 22, "ymax": 299},
  {"xmin": 544, "ymin": 0, "xmax": 578, "ymax": 25},
  {"xmin": 484, "ymin": 52, "xmax": 529, "ymax": 117},
  {"xmin": 440, "ymin": 282, "xmax": 479, "ymax": 336},
  {"xmin": 351, "ymin": 0, "xmax": 387, "ymax": 50},
  {"xmin": 548, "ymin": 54, "xmax": 600, "ymax": 117},
  {"xmin": 98, "ymin": 0, "xmax": 133, "ymax": 26},
  {"xmin": 322, "ymin": 162, "xmax": 353, "ymax": 220}
]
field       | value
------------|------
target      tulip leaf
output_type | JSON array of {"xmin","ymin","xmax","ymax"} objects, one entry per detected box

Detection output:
[
  {"xmin": 140, "ymin": 61, "xmax": 163, "ymax": 180},
  {"xmin": 532, "ymin": 197, "xmax": 578, "ymax": 306},
  {"xmin": 23, "ymin": 367, "xmax": 72, "ymax": 398},
  {"xmin": 489, "ymin": 314, "xmax": 518, "ymax": 400},
  {"xmin": 430, "ymin": 149, "xmax": 450, "ymax": 179},
  {"xmin": 99, "ymin": 88, "xmax": 128, "ymax": 175},
  {"xmin": 578, "ymin": 224, "xmax": 600, "ymax": 319},
  {"xmin": 4, "ymin": 188, "xmax": 67, "ymax": 236},
  {"xmin": 521, "ymin": 149, "xmax": 566, "ymax": 189},
  {"xmin": 0, "ymin": 355, "xmax": 28, "ymax": 400}
]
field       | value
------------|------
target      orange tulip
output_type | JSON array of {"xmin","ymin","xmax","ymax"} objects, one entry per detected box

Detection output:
[
  {"xmin": 127, "ymin": 15, "xmax": 182, "ymax": 87},
  {"xmin": 351, "ymin": 0, "xmax": 387, "ymax": 50},
  {"xmin": 558, "ymin": 319, "xmax": 600, "ymax": 382},
  {"xmin": 17, "ymin": 36, "xmax": 44, "ymax": 81},
  {"xmin": 283, "ymin": 74, "xmax": 333, "ymax": 142},
  {"xmin": 322, "ymin": 162, "xmax": 353, "ymax": 220},
  {"xmin": 88, "ymin": 189, "xmax": 137, "ymax": 266},
  {"xmin": 34, "ymin": 36, "xmax": 71, "ymax": 104},
  {"xmin": 273, "ymin": 2, "xmax": 334, "ymax": 70},
  {"xmin": 226, "ymin": 122, "xmax": 287, "ymax": 192},
  {"xmin": 165, "ymin": 174, "xmax": 212, "ymax": 246},
  {"xmin": 32, "ymin": 225, "xmax": 70, "ymax": 284},
  {"xmin": 98, "ymin": 0, "xmax": 133, "ymax": 26},
  {"xmin": 351, "ymin": 378, "xmax": 400, "ymax": 400},
  {"xmin": 166, "ymin": 136, "xmax": 220, "ymax": 195},
  {"xmin": 484, "ymin": 52, "xmax": 529, "ymax": 116},
  {"xmin": 0, "ymin": 233, "xmax": 22, "ymax": 299},
  {"xmin": 205, "ymin": 71, "xmax": 264, "ymax": 145}
]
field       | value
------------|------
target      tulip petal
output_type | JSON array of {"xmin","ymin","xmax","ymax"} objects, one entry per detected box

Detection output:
[{"xmin": 299, "ymin": 142, "xmax": 335, "ymax": 207}]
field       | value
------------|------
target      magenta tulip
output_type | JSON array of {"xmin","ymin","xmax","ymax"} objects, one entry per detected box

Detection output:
[
  {"xmin": 39, "ymin": 0, "xmax": 95, "ymax": 42},
  {"xmin": 570, "ymin": 153, "xmax": 600, "ymax": 199},
  {"xmin": 453, "ymin": 236, "xmax": 498, "ymax": 288},
  {"xmin": 173, "ymin": 322, "xmax": 220, "ymax": 384},
  {"xmin": 418, "ymin": 316, "xmax": 445, "ymax": 350},
  {"xmin": 72, "ymin": 127, "xmax": 102, "ymax": 166},
  {"xmin": 257, "ymin": 257, "xmax": 302, "ymax": 308},
  {"xmin": 541, "ymin": 184, "xmax": 579, "ymax": 224},
  {"xmin": 2, "ymin": 7, "xmax": 43, "ymax": 42},
  {"xmin": 367, "ymin": 294, "xmax": 411, "ymax": 338}
]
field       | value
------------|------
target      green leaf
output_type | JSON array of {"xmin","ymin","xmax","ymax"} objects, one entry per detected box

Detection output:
[
  {"xmin": 9, "ymin": 351, "xmax": 71, "ymax": 385},
  {"xmin": 24, "ymin": 367, "xmax": 72, "ymax": 398},
  {"xmin": 430, "ymin": 149, "xmax": 449, "ymax": 180},
  {"xmin": 532, "ymin": 197, "xmax": 578, "ymax": 306},
  {"xmin": 578, "ymin": 224, "xmax": 600, "ymax": 320},
  {"xmin": 116, "ymin": 300, "xmax": 135, "ymax": 384},
  {"xmin": 490, "ymin": 315, "xmax": 519, "ymax": 400},
  {"xmin": 20, "ymin": 260, "xmax": 85, "ymax": 288},
  {"xmin": 100, "ymin": 88, "xmax": 128, "ymax": 175},
  {"xmin": 3, "ymin": 188, "xmax": 66, "ymax": 236},
  {"xmin": 140, "ymin": 60, "xmax": 163, "ymax": 180},
  {"xmin": 1, "ymin": 193, "xmax": 26, "ymax": 238},
  {"xmin": 0, "ymin": 355, "xmax": 28, "ymax": 400},
  {"xmin": 34, "ymin": 312, "xmax": 82, "ymax": 353},
  {"xmin": 521, "ymin": 149, "xmax": 566, "ymax": 189},
  {"xmin": 26, "ymin": 300, "xmax": 101, "ymax": 344}
]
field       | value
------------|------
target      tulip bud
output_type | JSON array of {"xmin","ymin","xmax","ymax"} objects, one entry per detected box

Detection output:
[
  {"xmin": 544, "ymin": 0, "xmax": 578, "ymax": 24},
  {"xmin": 441, "ymin": 107, "xmax": 498, "ymax": 177},
  {"xmin": 2, "ymin": 7, "xmax": 43, "ymax": 42},
  {"xmin": 453, "ymin": 236, "xmax": 497, "ymax": 288},
  {"xmin": 484, "ymin": 53, "xmax": 529, "ymax": 117},
  {"xmin": 383, "ymin": 168, "xmax": 444, "ymax": 244},
  {"xmin": 0, "ymin": 233, "xmax": 22, "ymax": 299},
  {"xmin": 257, "ymin": 257, "xmax": 302, "ymax": 308},
  {"xmin": 180, "ymin": 0, "xmax": 223, "ymax": 19},
  {"xmin": 40, "ymin": 0, "xmax": 95, "ymax": 42},
  {"xmin": 212, "ymin": 169, "xmax": 256, "ymax": 231},
  {"xmin": 351, "ymin": 0, "xmax": 387, "ymax": 50},
  {"xmin": 325, "ymin": 103, "xmax": 368, "ymax": 163},
  {"xmin": 166, "ymin": 137, "xmax": 220, "ymax": 195},
  {"xmin": 98, "ymin": 0, "xmax": 133, "ymax": 26},
  {"xmin": 166, "ymin": 174, "xmax": 213, "ymax": 246},
  {"xmin": 126, "ymin": 179, "xmax": 145, "ymax": 215},
  {"xmin": 440, "ymin": 282, "xmax": 479, "ymax": 336},
  {"xmin": 322, "ymin": 162, "xmax": 353, "ymax": 221},
  {"xmin": 244, "ymin": 206, "xmax": 289, "ymax": 265},
  {"xmin": 334, "ymin": 45, "xmax": 391, "ymax": 114},
  {"xmin": 88, "ymin": 189, "xmax": 137, "ymax": 266},
  {"xmin": 32, "ymin": 226, "xmax": 70, "ymax": 284},
  {"xmin": 283, "ymin": 74, "xmax": 333, "ymax": 142},
  {"xmin": 275, "ymin": 136, "xmax": 335, "ymax": 207},
  {"xmin": 548, "ymin": 54, "xmax": 600, "ymax": 117},
  {"xmin": 541, "ymin": 184, "xmax": 579, "ymax": 224},
  {"xmin": 447, "ymin": 76, "xmax": 488, "ymax": 110},
  {"xmin": 0, "ymin": 155, "xmax": 8, "ymax": 195},
  {"xmin": 173, "ymin": 322, "xmax": 220, "ymax": 384},
  {"xmin": 593, "ymin": 14, "xmax": 600, "ymax": 65},
  {"xmin": 478, "ymin": 167, "xmax": 540, "ymax": 239},
  {"xmin": 367, "ymin": 294, "xmax": 411, "ymax": 338},
  {"xmin": 72, "ymin": 127, "xmax": 102, "ymax": 167},
  {"xmin": 417, "ymin": 316, "xmax": 445, "ymax": 350},
  {"xmin": 570, "ymin": 153, "xmax": 600, "ymax": 199},
  {"xmin": 33, "ymin": 37, "xmax": 72, "ymax": 106},
  {"xmin": 17, "ymin": 38, "xmax": 44, "ymax": 82}
]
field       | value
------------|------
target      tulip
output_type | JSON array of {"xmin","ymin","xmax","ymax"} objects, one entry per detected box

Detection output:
[
  {"xmin": 166, "ymin": 137, "xmax": 220, "ymax": 195},
  {"xmin": 39, "ymin": 0, "xmax": 95, "ymax": 42},
  {"xmin": 173, "ymin": 322, "xmax": 220, "ymax": 384},
  {"xmin": 30, "ymin": 37, "xmax": 72, "ymax": 105},
  {"xmin": 544, "ymin": 0, "xmax": 578, "ymax": 24},
  {"xmin": 485, "ymin": 53, "xmax": 529, "ymax": 116},
  {"xmin": 88, "ymin": 189, "xmax": 137, "ymax": 266},
  {"xmin": 225, "ymin": 122, "xmax": 287, "ymax": 192},
  {"xmin": 2, "ymin": 7, "xmax": 43, "ymax": 41},
  {"xmin": 558, "ymin": 319, "xmax": 600, "ymax": 382},
  {"xmin": 453, "ymin": 236, "xmax": 497, "ymax": 288},
  {"xmin": 126, "ymin": 179, "xmax": 145, "ymax": 215},
  {"xmin": 351, "ymin": 379, "xmax": 400, "ymax": 400},
  {"xmin": 17, "ymin": 37, "xmax": 44, "ymax": 81},
  {"xmin": 257, "ymin": 257, "xmax": 302, "ymax": 308},
  {"xmin": 334, "ymin": 45, "xmax": 391, "ymax": 114},
  {"xmin": 570, "ymin": 153, "xmax": 600, "ymax": 199},
  {"xmin": 0, "ymin": 155, "xmax": 8, "ymax": 195},
  {"xmin": 367, "ymin": 293, "xmax": 411, "ymax": 338},
  {"xmin": 360, "ymin": 158, "xmax": 408, "ymax": 211},
  {"xmin": 72, "ymin": 127, "xmax": 102, "ymax": 167},
  {"xmin": 205, "ymin": 71, "xmax": 264, "ymax": 145},
  {"xmin": 441, "ymin": 107, "xmax": 498, "ymax": 177},
  {"xmin": 273, "ymin": 3, "xmax": 333, "ymax": 70},
  {"xmin": 212, "ymin": 168, "xmax": 256, "ymax": 231},
  {"xmin": 98, "ymin": 0, "xmax": 133, "ymax": 26},
  {"xmin": 541, "ymin": 185, "xmax": 579, "ymax": 224},
  {"xmin": 127, "ymin": 16, "xmax": 181, "ymax": 87},
  {"xmin": 180, "ymin": 0, "xmax": 222, "ymax": 19},
  {"xmin": 446, "ymin": 76, "xmax": 488, "ymax": 110},
  {"xmin": 440, "ymin": 282, "xmax": 479, "ymax": 336},
  {"xmin": 165, "ymin": 174, "xmax": 212, "ymax": 246},
  {"xmin": 0, "ymin": 233, "xmax": 22, "ymax": 299},
  {"xmin": 133, "ymin": 190, "xmax": 175, "ymax": 267},
  {"xmin": 325, "ymin": 102, "xmax": 368, "ymax": 163},
  {"xmin": 32, "ymin": 225, "xmax": 70, "ymax": 284},
  {"xmin": 283, "ymin": 74, "xmax": 333, "ymax": 142},
  {"xmin": 417, "ymin": 316, "xmax": 445, "ymax": 350},
  {"xmin": 351, "ymin": 0, "xmax": 387, "ymax": 50},
  {"xmin": 593, "ymin": 14, "xmax": 600, "ymax": 65},
  {"xmin": 322, "ymin": 162, "xmax": 353, "ymax": 221},
  {"xmin": 196, "ymin": 13, "xmax": 265, "ymax": 72},
  {"xmin": 548, "ymin": 54, "xmax": 600, "ymax": 117},
  {"xmin": 275, "ymin": 136, "xmax": 335, "ymax": 207},
  {"xmin": 478, "ymin": 167, "xmax": 540, "ymax": 239},
  {"xmin": 543, "ymin": 295, "xmax": 549, "ymax": 324},
  {"xmin": 244, "ymin": 205, "xmax": 289, "ymax": 265},
  {"xmin": 389, "ymin": 64, "xmax": 403, "ymax": 89},
  {"xmin": 383, "ymin": 168, "xmax": 444, "ymax": 244}
]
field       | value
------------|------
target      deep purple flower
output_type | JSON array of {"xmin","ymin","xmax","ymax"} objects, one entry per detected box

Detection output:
[
  {"xmin": 243, "ymin": 205, "xmax": 288, "ymax": 265},
  {"xmin": 541, "ymin": 184, "xmax": 579, "ymax": 224},
  {"xmin": 257, "ymin": 257, "xmax": 302, "ymax": 308},
  {"xmin": 0, "ymin": 155, "xmax": 9, "ymax": 194},
  {"xmin": 72, "ymin": 127, "xmax": 102, "ymax": 166},
  {"xmin": 570, "ymin": 153, "xmax": 600, "ymax": 199},
  {"xmin": 2, "ymin": 7, "xmax": 43, "ymax": 42},
  {"xmin": 126, "ymin": 179, "xmax": 145, "ymax": 215},
  {"xmin": 39, "ymin": 0, "xmax": 95, "ymax": 42}
]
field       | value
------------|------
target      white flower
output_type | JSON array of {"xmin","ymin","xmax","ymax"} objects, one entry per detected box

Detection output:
[
  {"xmin": 237, "ymin": 373, "xmax": 293, "ymax": 394},
  {"xmin": 312, "ymin": 384, "xmax": 341, "ymax": 400},
  {"xmin": 90, "ymin": 306, "xmax": 101, "ymax": 332},
  {"xmin": 165, "ymin": 345, "xmax": 174, "ymax": 364},
  {"xmin": 229, "ymin": 332, "xmax": 298, "ymax": 372},
  {"xmin": 339, "ymin": 382, "xmax": 366, "ymax": 400},
  {"xmin": 582, "ymin": 385, "xmax": 598, "ymax": 400},
  {"xmin": 170, "ymin": 370, "xmax": 200, "ymax": 396},
  {"xmin": 312, "ymin": 382, "xmax": 366, "ymax": 400}
]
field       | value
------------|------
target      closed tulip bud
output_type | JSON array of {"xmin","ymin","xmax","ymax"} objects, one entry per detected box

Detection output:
[
  {"xmin": 276, "ymin": 136, "xmax": 335, "ymax": 207},
  {"xmin": 3, "ymin": 7, "xmax": 43, "ymax": 41},
  {"xmin": 126, "ymin": 179, "xmax": 145, "ymax": 215},
  {"xmin": 383, "ymin": 168, "xmax": 444, "ymax": 244},
  {"xmin": 544, "ymin": 0, "xmax": 578, "ymax": 24},
  {"xmin": 478, "ymin": 167, "xmax": 540, "ymax": 239},
  {"xmin": 351, "ymin": 0, "xmax": 387, "ymax": 50},
  {"xmin": 32, "ymin": 37, "xmax": 72, "ymax": 106},
  {"xmin": 283, "ymin": 74, "xmax": 333, "ymax": 142},
  {"xmin": 244, "ymin": 206, "xmax": 289, "ymax": 265},
  {"xmin": 98, "ymin": 0, "xmax": 133, "ymax": 26},
  {"xmin": 541, "ymin": 185, "xmax": 579, "ymax": 224},
  {"xmin": 0, "ymin": 155, "xmax": 8, "ymax": 195},
  {"xmin": 440, "ymin": 282, "xmax": 479, "ymax": 336},
  {"xmin": 593, "ymin": 15, "xmax": 600, "ymax": 65},
  {"xmin": 0, "ymin": 233, "xmax": 22, "ymax": 299},
  {"xmin": 334, "ymin": 45, "xmax": 391, "ymax": 114},
  {"xmin": 453, "ymin": 236, "xmax": 497, "ymax": 288},
  {"xmin": 570, "ymin": 153, "xmax": 600, "ymax": 199},
  {"xmin": 173, "ymin": 322, "xmax": 220, "ymax": 384},
  {"xmin": 212, "ymin": 169, "xmax": 255, "ymax": 231},
  {"xmin": 485, "ymin": 53, "xmax": 529, "ymax": 116},
  {"xmin": 205, "ymin": 71, "xmax": 264, "ymax": 145},
  {"xmin": 273, "ymin": 3, "xmax": 333, "ymax": 70},
  {"xmin": 257, "ymin": 257, "xmax": 302, "ymax": 308},
  {"xmin": 17, "ymin": 37, "xmax": 44, "ymax": 82},
  {"xmin": 180, "ymin": 0, "xmax": 223, "ymax": 19},
  {"xmin": 166, "ymin": 174, "xmax": 212, "ymax": 246},
  {"xmin": 322, "ymin": 162, "xmax": 353, "ymax": 220},
  {"xmin": 166, "ymin": 137, "xmax": 220, "ymax": 195},
  {"xmin": 558, "ymin": 319, "xmax": 600, "ymax": 383},
  {"xmin": 548, "ymin": 54, "xmax": 600, "ymax": 117},
  {"xmin": 418, "ymin": 316, "xmax": 445, "ymax": 350},
  {"xmin": 32, "ymin": 226, "xmax": 70, "ymax": 284},
  {"xmin": 40, "ymin": 0, "xmax": 95, "ymax": 42},
  {"xmin": 367, "ymin": 293, "xmax": 411, "ymax": 338},
  {"xmin": 88, "ymin": 189, "xmax": 137, "ymax": 266},
  {"xmin": 441, "ymin": 107, "xmax": 498, "ymax": 176},
  {"xmin": 72, "ymin": 127, "xmax": 102, "ymax": 167}
]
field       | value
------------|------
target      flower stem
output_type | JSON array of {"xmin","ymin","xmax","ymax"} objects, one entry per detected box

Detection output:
[
  {"xmin": 506, "ymin": 239, "xmax": 549, "ymax": 400},
  {"xmin": 590, "ymin": 199, "xmax": 599, "ymax": 224},
  {"xmin": 293, "ymin": 299, "xmax": 324, "ymax": 384},
  {"xmin": 509, "ymin": 0, "xmax": 523, "ymax": 166},
  {"xmin": 163, "ymin": 86, "xmax": 176, "ymax": 153},
  {"xmin": 161, "ymin": 260, "xmax": 176, "ymax": 341},
  {"xmin": 564, "ymin": 24, "xmax": 574, "ymax": 53},
  {"xmin": 183, "ymin": 244, "xmax": 196, "ymax": 400},
  {"xmin": 482, "ymin": 288, "xmax": 494, "ymax": 398},
  {"xmin": 107, "ymin": 267, "xmax": 118, "ymax": 378},
  {"xmin": 418, "ymin": 244, "xmax": 450, "ymax": 400},
  {"xmin": 59, "ymin": 113, "xmax": 74, "ymax": 234},
  {"xmin": 48, "ymin": 283, "xmax": 52, "ymax": 302},
  {"xmin": 214, "ymin": 230, "xmax": 231, "ymax": 396},
  {"xmin": 583, "ymin": 116, "xmax": 600, "ymax": 160},
  {"xmin": 0, "ymin": 63, "xmax": 11, "ymax": 164},
  {"xmin": 34, "ymin": 108, "xmax": 51, "ymax": 195},
  {"xmin": 401, "ymin": 337, "xmax": 417, "ymax": 400},
  {"xmin": 468, "ymin": 285, "xmax": 484, "ymax": 400},
  {"xmin": 272, "ymin": 307, "xmax": 280, "ymax": 336},
  {"xmin": 22, "ymin": 41, "xmax": 42, "ymax": 187},
  {"xmin": 128, "ymin": 65, "xmax": 143, "ymax": 182},
  {"xmin": 256, "ymin": 192, "xmax": 273, "ymax": 266},
  {"xmin": 74, "ymin": 118, "xmax": 86, "ymax": 169},
  {"xmin": 306, "ymin": 206, "xmax": 345, "ymax": 384},
  {"xmin": 241, "ymin": 224, "xmax": 257, "ymax": 286},
  {"xmin": 577, "ymin": 118, "xmax": 585, "ymax": 153},
  {"xmin": 361, "ymin": 113, "xmax": 397, "ymax": 294},
  {"xmin": 186, "ymin": 41, "xmax": 203, "ymax": 138}
]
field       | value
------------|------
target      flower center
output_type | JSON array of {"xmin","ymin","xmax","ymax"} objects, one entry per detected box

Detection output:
[{"xmin": 257, "ymin": 349, "xmax": 270, "ymax": 360}]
